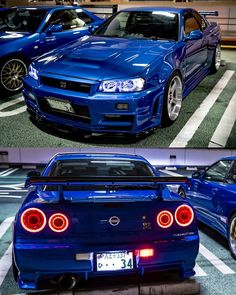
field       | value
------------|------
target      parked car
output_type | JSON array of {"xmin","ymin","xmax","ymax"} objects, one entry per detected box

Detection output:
[
  {"xmin": 178, "ymin": 156, "xmax": 236, "ymax": 259},
  {"xmin": 13, "ymin": 153, "xmax": 199, "ymax": 291},
  {"xmin": 23, "ymin": 7, "xmax": 221, "ymax": 137},
  {"xmin": 0, "ymin": 6, "xmax": 103, "ymax": 93}
]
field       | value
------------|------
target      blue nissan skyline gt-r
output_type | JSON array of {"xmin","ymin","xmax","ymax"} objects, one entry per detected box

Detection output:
[
  {"xmin": 178, "ymin": 156, "xmax": 236, "ymax": 259},
  {"xmin": 22, "ymin": 7, "xmax": 221, "ymax": 136},
  {"xmin": 13, "ymin": 153, "xmax": 199, "ymax": 291},
  {"xmin": 0, "ymin": 6, "xmax": 103, "ymax": 93}
]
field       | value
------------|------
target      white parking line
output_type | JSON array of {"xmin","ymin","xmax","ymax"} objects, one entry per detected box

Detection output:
[
  {"xmin": 169, "ymin": 70, "xmax": 235, "ymax": 147},
  {"xmin": 208, "ymin": 90, "xmax": 236, "ymax": 147},
  {"xmin": 0, "ymin": 168, "xmax": 19, "ymax": 177},
  {"xmin": 0, "ymin": 96, "xmax": 26, "ymax": 117},
  {"xmin": 0, "ymin": 168, "xmax": 13, "ymax": 176},
  {"xmin": 0, "ymin": 195, "xmax": 22, "ymax": 199},
  {"xmin": 0, "ymin": 243, "xmax": 12, "ymax": 287},
  {"xmin": 194, "ymin": 263, "xmax": 207, "ymax": 277},
  {"xmin": 0, "ymin": 217, "xmax": 14, "ymax": 239},
  {"xmin": 199, "ymin": 243, "xmax": 235, "ymax": 274}
]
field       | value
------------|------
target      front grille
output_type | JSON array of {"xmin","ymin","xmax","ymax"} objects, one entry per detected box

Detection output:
[
  {"xmin": 38, "ymin": 97, "xmax": 91, "ymax": 123},
  {"xmin": 40, "ymin": 77, "xmax": 91, "ymax": 93},
  {"xmin": 103, "ymin": 115, "xmax": 134, "ymax": 123}
]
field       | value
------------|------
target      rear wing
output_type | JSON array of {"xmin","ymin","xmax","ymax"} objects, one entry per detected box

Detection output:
[
  {"xmin": 25, "ymin": 176, "xmax": 188, "ymax": 202},
  {"xmin": 199, "ymin": 11, "xmax": 219, "ymax": 17}
]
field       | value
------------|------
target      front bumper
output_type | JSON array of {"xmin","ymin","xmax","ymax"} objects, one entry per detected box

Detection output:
[
  {"xmin": 14, "ymin": 234, "xmax": 199, "ymax": 290},
  {"xmin": 23, "ymin": 76, "xmax": 163, "ymax": 135}
]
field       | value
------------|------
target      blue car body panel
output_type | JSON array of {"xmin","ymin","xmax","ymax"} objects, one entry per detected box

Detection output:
[
  {"xmin": 23, "ymin": 7, "xmax": 220, "ymax": 135},
  {"xmin": 184, "ymin": 156, "xmax": 236, "ymax": 239},
  {"xmin": 13, "ymin": 153, "xmax": 199, "ymax": 290},
  {"xmin": 0, "ymin": 6, "xmax": 103, "ymax": 64}
]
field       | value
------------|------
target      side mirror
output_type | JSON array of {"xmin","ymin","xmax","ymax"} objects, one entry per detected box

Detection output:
[
  {"xmin": 192, "ymin": 171, "xmax": 203, "ymax": 179},
  {"xmin": 27, "ymin": 171, "xmax": 41, "ymax": 178},
  {"xmin": 88, "ymin": 25, "xmax": 97, "ymax": 34},
  {"xmin": 46, "ymin": 24, "xmax": 63, "ymax": 34},
  {"xmin": 186, "ymin": 29, "xmax": 203, "ymax": 41}
]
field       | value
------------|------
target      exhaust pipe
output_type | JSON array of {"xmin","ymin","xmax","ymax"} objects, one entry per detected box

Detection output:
[{"xmin": 58, "ymin": 274, "xmax": 77, "ymax": 290}]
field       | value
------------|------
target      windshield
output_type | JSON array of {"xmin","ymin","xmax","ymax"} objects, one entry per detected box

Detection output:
[
  {"xmin": 49, "ymin": 159, "xmax": 155, "ymax": 177},
  {"xmin": 94, "ymin": 11, "xmax": 178, "ymax": 41},
  {"xmin": 0, "ymin": 8, "xmax": 47, "ymax": 33}
]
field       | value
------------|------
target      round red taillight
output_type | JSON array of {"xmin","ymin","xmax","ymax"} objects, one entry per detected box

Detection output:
[
  {"xmin": 21, "ymin": 208, "xmax": 46, "ymax": 233},
  {"xmin": 157, "ymin": 210, "xmax": 173, "ymax": 228},
  {"xmin": 175, "ymin": 205, "xmax": 194, "ymax": 227},
  {"xmin": 49, "ymin": 213, "xmax": 69, "ymax": 232}
]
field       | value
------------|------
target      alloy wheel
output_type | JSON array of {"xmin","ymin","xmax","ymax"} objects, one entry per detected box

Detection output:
[
  {"xmin": 167, "ymin": 75, "xmax": 183, "ymax": 121},
  {"xmin": 1, "ymin": 59, "xmax": 27, "ymax": 92}
]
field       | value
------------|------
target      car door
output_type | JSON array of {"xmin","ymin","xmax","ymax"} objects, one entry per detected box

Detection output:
[
  {"xmin": 38, "ymin": 8, "xmax": 91, "ymax": 55},
  {"xmin": 188, "ymin": 160, "xmax": 233, "ymax": 230},
  {"xmin": 183, "ymin": 11, "xmax": 208, "ymax": 83}
]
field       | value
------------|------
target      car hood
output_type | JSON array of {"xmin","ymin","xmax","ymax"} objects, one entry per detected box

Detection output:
[
  {"xmin": 0, "ymin": 31, "xmax": 29, "ymax": 44},
  {"xmin": 36, "ymin": 35, "xmax": 175, "ymax": 80}
]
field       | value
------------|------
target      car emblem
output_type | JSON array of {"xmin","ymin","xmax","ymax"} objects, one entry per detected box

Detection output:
[
  {"xmin": 60, "ymin": 81, "xmax": 67, "ymax": 88},
  {"xmin": 109, "ymin": 216, "xmax": 120, "ymax": 226}
]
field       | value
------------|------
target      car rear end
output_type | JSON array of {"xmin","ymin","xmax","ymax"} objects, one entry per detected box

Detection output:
[{"xmin": 13, "ymin": 179, "xmax": 199, "ymax": 290}]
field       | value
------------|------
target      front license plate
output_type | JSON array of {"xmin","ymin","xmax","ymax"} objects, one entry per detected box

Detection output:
[
  {"xmin": 47, "ymin": 98, "xmax": 75, "ymax": 113},
  {"xmin": 96, "ymin": 251, "xmax": 133, "ymax": 271}
]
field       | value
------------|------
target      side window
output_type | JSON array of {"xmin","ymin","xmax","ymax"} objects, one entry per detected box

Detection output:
[
  {"xmin": 193, "ymin": 11, "xmax": 208, "ymax": 31},
  {"xmin": 76, "ymin": 11, "xmax": 93, "ymax": 25},
  {"xmin": 225, "ymin": 161, "xmax": 236, "ymax": 184},
  {"xmin": 43, "ymin": 9, "xmax": 85, "ymax": 32},
  {"xmin": 204, "ymin": 160, "xmax": 232, "ymax": 182},
  {"xmin": 184, "ymin": 13, "xmax": 201, "ymax": 35}
]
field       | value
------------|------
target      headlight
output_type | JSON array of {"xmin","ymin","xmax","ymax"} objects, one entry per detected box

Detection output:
[
  {"xmin": 99, "ymin": 78, "xmax": 145, "ymax": 93},
  {"xmin": 28, "ymin": 64, "xmax": 38, "ymax": 80}
]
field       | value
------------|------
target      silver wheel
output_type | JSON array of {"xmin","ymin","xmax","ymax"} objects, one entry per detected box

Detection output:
[
  {"xmin": 229, "ymin": 216, "xmax": 236, "ymax": 258},
  {"xmin": 214, "ymin": 44, "xmax": 221, "ymax": 71},
  {"xmin": 0, "ymin": 58, "xmax": 27, "ymax": 92},
  {"xmin": 167, "ymin": 75, "xmax": 183, "ymax": 121}
]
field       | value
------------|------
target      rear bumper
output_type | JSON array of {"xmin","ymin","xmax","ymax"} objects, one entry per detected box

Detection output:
[
  {"xmin": 14, "ymin": 234, "xmax": 199, "ymax": 290},
  {"xmin": 23, "ymin": 76, "xmax": 163, "ymax": 135}
]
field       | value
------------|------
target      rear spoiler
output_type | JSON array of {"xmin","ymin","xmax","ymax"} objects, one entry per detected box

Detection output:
[
  {"xmin": 199, "ymin": 11, "xmax": 219, "ymax": 17},
  {"xmin": 25, "ymin": 176, "xmax": 188, "ymax": 202},
  {"xmin": 25, "ymin": 176, "xmax": 188, "ymax": 188}
]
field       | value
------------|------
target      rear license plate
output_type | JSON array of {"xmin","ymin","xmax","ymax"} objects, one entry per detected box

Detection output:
[
  {"xmin": 47, "ymin": 98, "xmax": 75, "ymax": 113},
  {"xmin": 96, "ymin": 251, "xmax": 133, "ymax": 271}
]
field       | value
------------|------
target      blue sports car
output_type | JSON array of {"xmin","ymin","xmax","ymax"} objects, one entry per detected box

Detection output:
[
  {"xmin": 13, "ymin": 153, "xmax": 199, "ymax": 291},
  {"xmin": 23, "ymin": 7, "xmax": 221, "ymax": 136},
  {"xmin": 0, "ymin": 6, "xmax": 103, "ymax": 93},
  {"xmin": 178, "ymin": 156, "xmax": 236, "ymax": 259}
]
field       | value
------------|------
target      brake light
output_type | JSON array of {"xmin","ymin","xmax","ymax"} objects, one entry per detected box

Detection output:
[
  {"xmin": 136, "ymin": 248, "xmax": 154, "ymax": 258},
  {"xmin": 175, "ymin": 205, "xmax": 194, "ymax": 227},
  {"xmin": 49, "ymin": 213, "xmax": 69, "ymax": 232},
  {"xmin": 157, "ymin": 210, "xmax": 173, "ymax": 228},
  {"xmin": 21, "ymin": 208, "xmax": 46, "ymax": 233}
]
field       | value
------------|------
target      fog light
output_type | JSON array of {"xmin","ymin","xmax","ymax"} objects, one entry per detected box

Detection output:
[{"xmin": 116, "ymin": 103, "xmax": 129, "ymax": 110}]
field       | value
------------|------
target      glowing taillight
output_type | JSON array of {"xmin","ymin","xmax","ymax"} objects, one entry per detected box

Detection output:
[
  {"xmin": 139, "ymin": 249, "xmax": 154, "ymax": 258},
  {"xmin": 49, "ymin": 213, "xmax": 69, "ymax": 232},
  {"xmin": 175, "ymin": 205, "xmax": 194, "ymax": 227},
  {"xmin": 21, "ymin": 208, "xmax": 46, "ymax": 233},
  {"xmin": 157, "ymin": 210, "xmax": 173, "ymax": 228}
]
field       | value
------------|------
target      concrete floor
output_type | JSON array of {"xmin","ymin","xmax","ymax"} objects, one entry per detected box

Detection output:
[{"xmin": 221, "ymin": 48, "xmax": 236, "ymax": 63}]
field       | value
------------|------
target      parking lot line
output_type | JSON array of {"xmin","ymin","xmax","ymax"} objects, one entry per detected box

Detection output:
[
  {"xmin": 169, "ymin": 70, "xmax": 235, "ymax": 147},
  {"xmin": 159, "ymin": 170, "xmax": 182, "ymax": 177},
  {"xmin": 0, "ymin": 217, "xmax": 14, "ymax": 240},
  {"xmin": 0, "ymin": 169, "xmax": 13, "ymax": 176},
  {"xmin": 199, "ymin": 243, "xmax": 235, "ymax": 274},
  {"xmin": 0, "ymin": 168, "xmax": 19, "ymax": 177},
  {"xmin": 0, "ymin": 243, "xmax": 12, "ymax": 287},
  {"xmin": 194, "ymin": 263, "xmax": 207, "ymax": 277},
  {"xmin": 208, "ymin": 89, "xmax": 236, "ymax": 147}
]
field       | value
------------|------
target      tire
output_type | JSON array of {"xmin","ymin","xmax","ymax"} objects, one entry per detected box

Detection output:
[
  {"xmin": 0, "ymin": 58, "xmax": 28, "ymax": 94},
  {"xmin": 178, "ymin": 187, "xmax": 186, "ymax": 198},
  {"xmin": 12, "ymin": 253, "xmax": 18, "ymax": 282},
  {"xmin": 228, "ymin": 214, "xmax": 236, "ymax": 260},
  {"xmin": 210, "ymin": 43, "xmax": 221, "ymax": 74},
  {"xmin": 161, "ymin": 72, "xmax": 183, "ymax": 127}
]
